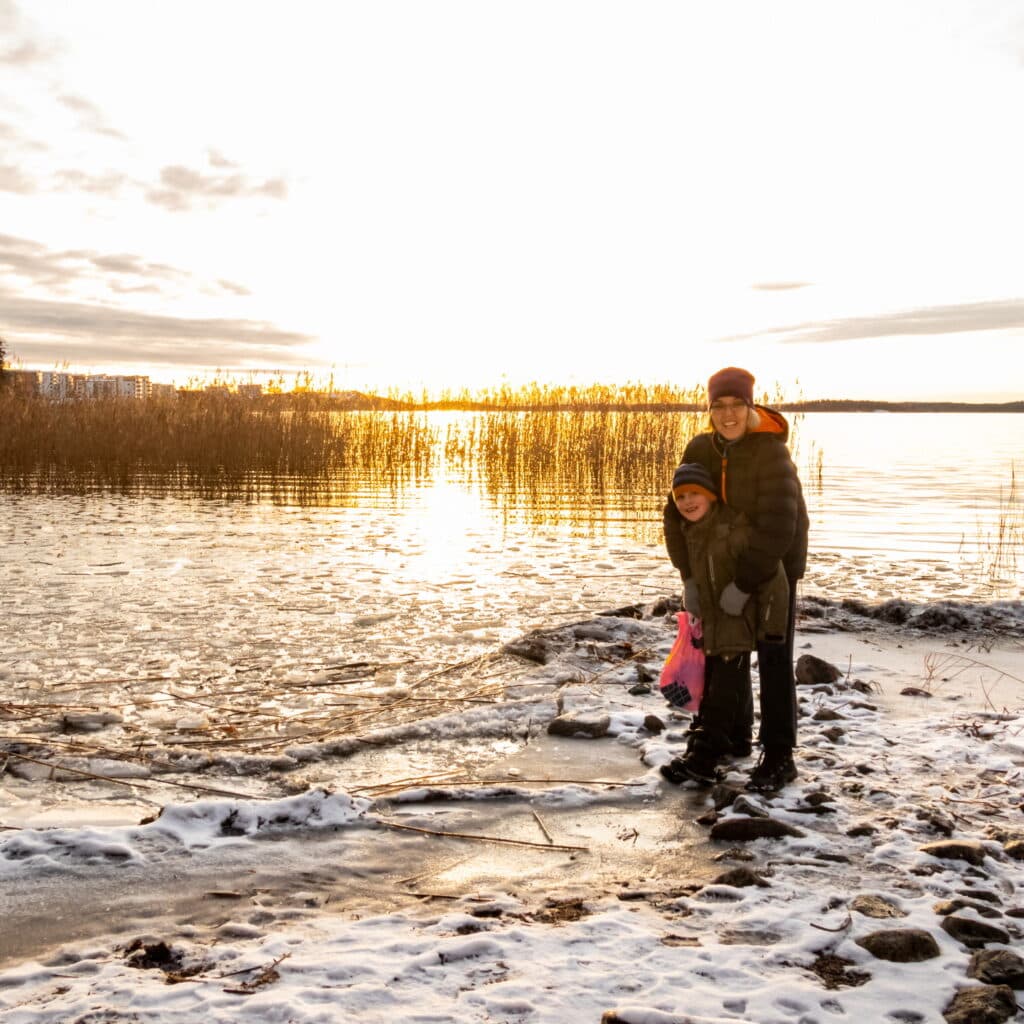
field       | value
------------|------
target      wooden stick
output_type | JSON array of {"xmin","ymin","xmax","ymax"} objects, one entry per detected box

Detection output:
[
  {"xmin": 531, "ymin": 809, "xmax": 554, "ymax": 844},
  {"xmin": 372, "ymin": 817, "xmax": 588, "ymax": 852}
]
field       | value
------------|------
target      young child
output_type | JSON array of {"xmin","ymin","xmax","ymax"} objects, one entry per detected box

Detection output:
[{"xmin": 660, "ymin": 463, "xmax": 790, "ymax": 786}]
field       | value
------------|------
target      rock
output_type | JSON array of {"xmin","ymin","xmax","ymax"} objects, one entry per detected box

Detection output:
[
  {"xmin": 934, "ymin": 899, "xmax": 1003, "ymax": 920},
  {"xmin": 846, "ymin": 822, "xmax": 878, "ymax": 838},
  {"xmin": 942, "ymin": 984, "xmax": 1018, "ymax": 1023},
  {"xmin": 695, "ymin": 809, "xmax": 719, "ymax": 826},
  {"xmin": 822, "ymin": 726, "xmax": 846, "ymax": 742},
  {"xmin": 855, "ymin": 928, "xmax": 941, "ymax": 962},
  {"xmin": 916, "ymin": 806, "xmax": 956, "ymax": 836},
  {"xmin": 968, "ymin": 948, "xmax": 1024, "ymax": 988},
  {"xmin": 709, "ymin": 817, "xmax": 805, "ymax": 841},
  {"xmin": 796, "ymin": 654, "xmax": 842, "ymax": 685},
  {"xmin": 812, "ymin": 707, "xmax": 846, "ymax": 721},
  {"xmin": 641, "ymin": 714, "xmax": 664, "ymax": 732},
  {"xmin": 731, "ymin": 795, "xmax": 770, "ymax": 818},
  {"xmin": 1004, "ymin": 840, "xmax": 1024, "ymax": 861},
  {"xmin": 503, "ymin": 637, "xmax": 549, "ymax": 663},
  {"xmin": 60, "ymin": 711, "xmax": 124, "ymax": 732},
  {"xmin": 634, "ymin": 663, "xmax": 656, "ymax": 684},
  {"xmin": 920, "ymin": 839, "xmax": 988, "ymax": 866},
  {"xmin": 712, "ymin": 866, "xmax": 770, "ymax": 888},
  {"xmin": 628, "ymin": 682, "xmax": 651, "ymax": 695},
  {"xmin": 803, "ymin": 791, "xmax": 834, "ymax": 806},
  {"xmin": 900, "ymin": 686, "xmax": 933, "ymax": 697},
  {"xmin": 546, "ymin": 713, "xmax": 610, "ymax": 739},
  {"xmin": 711, "ymin": 783, "xmax": 742, "ymax": 810},
  {"xmin": 850, "ymin": 894, "xmax": 907, "ymax": 919},
  {"xmin": 941, "ymin": 916, "xmax": 1011, "ymax": 948}
]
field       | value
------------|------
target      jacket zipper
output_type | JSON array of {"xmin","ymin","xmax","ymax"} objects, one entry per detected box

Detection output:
[{"xmin": 720, "ymin": 455, "xmax": 728, "ymax": 503}]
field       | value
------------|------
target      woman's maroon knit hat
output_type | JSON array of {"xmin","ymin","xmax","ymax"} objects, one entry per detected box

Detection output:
[{"xmin": 708, "ymin": 366, "xmax": 755, "ymax": 406}]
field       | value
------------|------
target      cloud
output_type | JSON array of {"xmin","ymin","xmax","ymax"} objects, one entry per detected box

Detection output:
[
  {"xmin": 52, "ymin": 168, "xmax": 131, "ymax": 196},
  {"xmin": 0, "ymin": 161, "xmax": 35, "ymax": 193},
  {"xmin": 146, "ymin": 163, "xmax": 288, "ymax": 212},
  {"xmin": 0, "ymin": 3, "xmax": 57, "ymax": 65},
  {"xmin": 0, "ymin": 233, "xmax": 254, "ymax": 308},
  {"xmin": 57, "ymin": 93, "xmax": 127, "ymax": 140},
  {"xmin": 1, "ymin": 291, "xmax": 315, "ymax": 367},
  {"xmin": 0, "ymin": 232, "xmax": 190, "ymax": 292},
  {"xmin": 751, "ymin": 281, "xmax": 812, "ymax": 291},
  {"xmin": 717, "ymin": 298, "xmax": 1024, "ymax": 345},
  {"xmin": 216, "ymin": 279, "xmax": 252, "ymax": 296}
]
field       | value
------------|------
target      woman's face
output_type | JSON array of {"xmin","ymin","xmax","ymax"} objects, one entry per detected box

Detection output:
[{"xmin": 709, "ymin": 398, "xmax": 749, "ymax": 441}]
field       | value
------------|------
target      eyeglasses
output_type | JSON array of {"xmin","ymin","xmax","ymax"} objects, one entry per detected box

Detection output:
[{"xmin": 709, "ymin": 400, "xmax": 748, "ymax": 413}]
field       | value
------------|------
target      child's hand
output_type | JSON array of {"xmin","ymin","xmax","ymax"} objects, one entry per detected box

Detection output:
[{"xmin": 682, "ymin": 578, "xmax": 701, "ymax": 617}]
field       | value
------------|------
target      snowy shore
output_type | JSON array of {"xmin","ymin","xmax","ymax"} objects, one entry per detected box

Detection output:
[{"xmin": 1, "ymin": 600, "xmax": 1023, "ymax": 1023}]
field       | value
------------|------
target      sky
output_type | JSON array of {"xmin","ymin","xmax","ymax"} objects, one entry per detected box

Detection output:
[{"xmin": 1, "ymin": 0, "xmax": 1023, "ymax": 400}]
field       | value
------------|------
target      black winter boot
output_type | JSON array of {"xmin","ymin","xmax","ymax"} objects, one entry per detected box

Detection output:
[{"xmin": 746, "ymin": 747, "xmax": 797, "ymax": 792}]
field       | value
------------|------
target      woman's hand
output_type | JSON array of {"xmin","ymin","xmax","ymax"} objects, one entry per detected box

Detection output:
[{"xmin": 719, "ymin": 581, "xmax": 750, "ymax": 616}]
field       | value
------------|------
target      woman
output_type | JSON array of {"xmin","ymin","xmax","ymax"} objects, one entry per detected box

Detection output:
[{"xmin": 663, "ymin": 366, "xmax": 809, "ymax": 792}]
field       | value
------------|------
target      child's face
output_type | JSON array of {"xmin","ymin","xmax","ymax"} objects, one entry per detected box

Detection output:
[{"xmin": 675, "ymin": 490, "xmax": 712, "ymax": 522}]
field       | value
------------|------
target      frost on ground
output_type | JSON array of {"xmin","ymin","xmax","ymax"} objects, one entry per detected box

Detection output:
[{"xmin": 1, "ymin": 598, "xmax": 1023, "ymax": 1022}]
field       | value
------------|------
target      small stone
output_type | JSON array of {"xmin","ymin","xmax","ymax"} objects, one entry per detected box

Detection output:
[
  {"xmin": 813, "ymin": 707, "xmax": 846, "ymax": 721},
  {"xmin": 920, "ymin": 839, "xmax": 988, "ymax": 866},
  {"xmin": 731, "ymin": 795, "xmax": 770, "ymax": 818},
  {"xmin": 822, "ymin": 726, "xmax": 846, "ymax": 742},
  {"xmin": 546, "ymin": 713, "xmax": 611, "ymax": 739},
  {"xmin": 850, "ymin": 894, "xmax": 907, "ymax": 919},
  {"xmin": 942, "ymin": 984, "xmax": 1017, "ymax": 1024},
  {"xmin": 855, "ymin": 928, "xmax": 941, "ymax": 962},
  {"xmin": 933, "ymin": 899, "xmax": 1003, "ymax": 920},
  {"xmin": 628, "ymin": 682, "xmax": 652, "ymax": 696},
  {"xmin": 968, "ymin": 948, "xmax": 1024, "ymax": 989},
  {"xmin": 641, "ymin": 713, "xmax": 663, "ymax": 732},
  {"xmin": 846, "ymin": 822, "xmax": 877, "ymax": 838},
  {"xmin": 941, "ymin": 916, "xmax": 1011, "ymax": 948},
  {"xmin": 1004, "ymin": 840, "xmax": 1024, "ymax": 861},
  {"xmin": 711, "ymin": 783, "xmax": 742, "ymax": 811},
  {"xmin": 796, "ymin": 654, "xmax": 842, "ymax": 685},
  {"xmin": 711, "ymin": 866, "xmax": 770, "ymax": 888},
  {"xmin": 695, "ymin": 809, "xmax": 719, "ymax": 827},
  {"xmin": 804, "ymin": 791, "xmax": 834, "ymax": 806},
  {"xmin": 709, "ymin": 817, "xmax": 805, "ymax": 841},
  {"xmin": 635, "ymin": 663, "xmax": 656, "ymax": 684}
]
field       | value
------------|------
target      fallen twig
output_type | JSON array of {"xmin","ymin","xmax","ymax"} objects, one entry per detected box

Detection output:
[{"xmin": 373, "ymin": 817, "xmax": 589, "ymax": 852}]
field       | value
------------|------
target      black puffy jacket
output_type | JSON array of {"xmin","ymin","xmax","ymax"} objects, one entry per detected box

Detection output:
[{"xmin": 663, "ymin": 406, "xmax": 809, "ymax": 592}]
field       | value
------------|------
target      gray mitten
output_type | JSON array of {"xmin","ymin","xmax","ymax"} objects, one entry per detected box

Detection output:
[
  {"xmin": 719, "ymin": 581, "xmax": 750, "ymax": 616},
  {"xmin": 682, "ymin": 578, "xmax": 701, "ymax": 618}
]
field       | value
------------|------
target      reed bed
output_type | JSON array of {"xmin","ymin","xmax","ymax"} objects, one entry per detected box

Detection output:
[
  {"xmin": 0, "ymin": 382, "xmax": 788, "ymax": 506},
  {"xmin": 0, "ymin": 391, "xmax": 438, "ymax": 498}
]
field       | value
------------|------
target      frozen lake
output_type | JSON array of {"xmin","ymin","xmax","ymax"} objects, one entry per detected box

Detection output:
[{"xmin": 1, "ymin": 411, "xmax": 1021, "ymax": 826}]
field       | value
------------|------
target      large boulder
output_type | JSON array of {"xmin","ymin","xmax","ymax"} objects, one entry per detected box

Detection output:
[
  {"xmin": 795, "ymin": 654, "xmax": 842, "ymax": 685},
  {"xmin": 943, "ymin": 985, "xmax": 1018, "ymax": 1024},
  {"xmin": 855, "ymin": 928, "xmax": 941, "ymax": 962},
  {"xmin": 968, "ymin": 948, "xmax": 1024, "ymax": 989}
]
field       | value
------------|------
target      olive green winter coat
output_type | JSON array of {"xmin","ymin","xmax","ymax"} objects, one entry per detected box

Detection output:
[{"xmin": 679, "ymin": 503, "xmax": 790, "ymax": 659}]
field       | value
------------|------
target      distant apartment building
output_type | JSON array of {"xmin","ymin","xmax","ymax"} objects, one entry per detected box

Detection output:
[
  {"xmin": 78, "ymin": 374, "xmax": 152, "ymax": 399},
  {"xmin": 2, "ymin": 369, "xmax": 41, "ymax": 395},
  {"xmin": 150, "ymin": 383, "xmax": 178, "ymax": 399},
  {"xmin": 39, "ymin": 371, "xmax": 78, "ymax": 400}
]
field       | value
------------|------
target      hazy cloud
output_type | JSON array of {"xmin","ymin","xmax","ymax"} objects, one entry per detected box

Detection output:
[
  {"xmin": 0, "ymin": 162, "xmax": 35, "ymax": 193},
  {"xmin": 717, "ymin": 298, "xmax": 1024, "ymax": 345},
  {"xmin": 57, "ymin": 93, "xmax": 127, "ymax": 140},
  {"xmin": 207, "ymin": 148, "xmax": 238, "ymax": 169},
  {"xmin": 751, "ymin": 281, "xmax": 812, "ymax": 291},
  {"xmin": 1, "ymin": 291, "xmax": 315, "ymax": 367},
  {"xmin": 146, "ymin": 162, "xmax": 288, "ymax": 212},
  {"xmin": 53, "ymin": 168, "xmax": 131, "ymax": 196},
  {"xmin": 216, "ymin": 279, "xmax": 252, "ymax": 296},
  {"xmin": 0, "ymin": 233, "xmax": 254, "ymax": 308}
]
